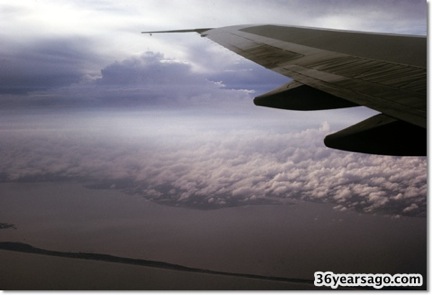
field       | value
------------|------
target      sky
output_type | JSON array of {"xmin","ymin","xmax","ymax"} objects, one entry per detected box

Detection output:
[
  {"xmin": 0, "ymin": 0, "xmax": 427, "ymax": 98},
  {"xmin": 0, "ymin": 0, "xmax": 428, "ymax": 288}
]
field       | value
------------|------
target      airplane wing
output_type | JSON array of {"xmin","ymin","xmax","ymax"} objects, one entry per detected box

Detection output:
[{"xmin": 143, "ymin": 25, "xmax": 426, "ymax": 156}]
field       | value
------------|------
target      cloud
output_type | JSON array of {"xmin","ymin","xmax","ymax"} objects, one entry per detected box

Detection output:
[
  {"xmin": 0, "ymin": 1, "xmax": 425, "ymax": 104},
  {"xmin": 293, "ymin": 0, "xmax": 427, "ymax": 33},
  {"xmin": 0, "ymin": 37, "xmax": 100, "ymax": 95},
  {"xmin": 0, "ymin": 110, "xmax": 426, "ymax": 217},
  {"xmin": 0, "ymin": 1, "xmax": 426, "ymax": 92},
  {"xmin": 0, "ymin": 51, "xmax": 285, "ymax": 109},
  {"xmin": 2, "ymin": 1, "xmax": 425, "ymax": 40}
]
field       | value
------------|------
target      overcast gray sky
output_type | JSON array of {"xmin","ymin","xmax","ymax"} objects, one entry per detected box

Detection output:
[{"xmin": 0, "ymin": 0, "xmax": 427, "ymax": 216}]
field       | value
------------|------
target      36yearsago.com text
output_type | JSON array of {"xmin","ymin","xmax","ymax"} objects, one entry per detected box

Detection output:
[{"xmin": 314, "ymin": 271, "xmax": 423, "ymax": 289}]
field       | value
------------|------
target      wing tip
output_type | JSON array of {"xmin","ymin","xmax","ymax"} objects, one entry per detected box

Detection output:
[{"xmin": 141, "ymin": 28, "xmax": 213, "ymax": 35}]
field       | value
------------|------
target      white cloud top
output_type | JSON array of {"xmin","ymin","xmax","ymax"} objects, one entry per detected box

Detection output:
[{"xmin": 0, "ymin": 109, "xmax": 426, "ymax": 217}]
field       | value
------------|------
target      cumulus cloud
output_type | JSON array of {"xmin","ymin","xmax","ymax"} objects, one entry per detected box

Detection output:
[
  {"xmin": 92, "ymin": 52, "xmax": 256, "ymax": 107},
  {"xmin": 0, "ymin": 111, "xmax": 426, "ymax": 217}
]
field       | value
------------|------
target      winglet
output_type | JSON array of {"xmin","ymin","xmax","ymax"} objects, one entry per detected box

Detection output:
[{"xmin": 141, "ymin": 28, "xmax": 213, "ymax": 36}]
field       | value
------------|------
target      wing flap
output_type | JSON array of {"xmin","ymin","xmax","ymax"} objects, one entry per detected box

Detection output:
[
  {"xmin": 324, "ymin": 114, "xmax": 426, "ymax": 156},
  {"xmin": 254, "ymin": 81, "xmax": 358, "ymax": 110},
  {"xmin": 278, "ymin": 64, "xmax": 426, "ymax": 128}
]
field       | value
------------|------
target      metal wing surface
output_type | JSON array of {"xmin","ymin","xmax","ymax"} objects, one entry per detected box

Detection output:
[{"xmin": 144, "ymin": 25, "xmax": 426, "ymax": 156}]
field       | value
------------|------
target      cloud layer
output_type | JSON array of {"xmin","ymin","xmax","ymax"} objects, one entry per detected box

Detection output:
[
  {"xmin": 0, "ymin": 109, "xmax": 426, "ymax": 217},
  {"xmin": 0, "ymin": 52, "xmax": 288, "ymax": 110}
]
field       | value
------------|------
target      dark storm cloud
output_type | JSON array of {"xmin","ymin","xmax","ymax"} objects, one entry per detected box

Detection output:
[
  {"xmin": 0, "ymin": 37, "xmax": 98, "ymax": 95},
  {"xmin": 92, "ymin": 52, "xmax": 287, "ymax": 106},
  {"xmin": 1, "ymin": 52, "xmax": 281, "ymax": 109},
  {"xmin": 97, "ymin": 53, "xmax": 196, "ymax": 86},
  {"xmin": 92, "ymin": 52, "xmax": 229, "ymax": 107},
  {"xmin": 0, "ymin": 112, "xmax": 426, "ymax": 217}
]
